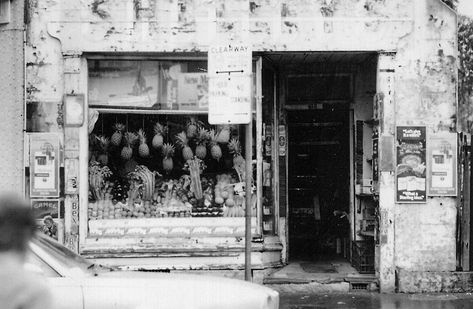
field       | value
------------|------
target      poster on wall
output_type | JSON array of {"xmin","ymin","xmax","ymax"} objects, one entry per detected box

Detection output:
[
  {"xmin": 427, "ymin": 133, "xmax": 457, "ymax": 196},
  {"xmin": 31, "ymin": 199, "xmax": 59, "ymax": 240},
  {"xmin": 395, "ymin": 126, "xmax": 426, "ymax": 203},
  {"xmin": 29, "ymin": 133, "xmax": 60, "ymax": 198}
]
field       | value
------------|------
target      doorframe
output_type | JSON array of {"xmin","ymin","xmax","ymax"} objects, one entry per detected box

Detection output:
[{"xmin": 349, "ymin": 108, "xmax": 355, "ymax": 259}]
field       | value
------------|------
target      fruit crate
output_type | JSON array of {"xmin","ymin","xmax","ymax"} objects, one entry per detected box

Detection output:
[{"xmin": 351, "ymin": 240, "xmax": 375, "ymax": 274}]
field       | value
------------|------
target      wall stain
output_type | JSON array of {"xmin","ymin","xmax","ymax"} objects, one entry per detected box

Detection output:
[{"xmin": 91, "ymin": 0, "xmax": 110, "ymax": 19}]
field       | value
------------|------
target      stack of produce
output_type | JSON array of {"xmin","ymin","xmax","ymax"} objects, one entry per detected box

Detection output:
[
  {"xmin": 88, "ymin": 117, "xmax": 247, "ymax": 220},
  {"xmin": 214, "ymin": 174, "xmax": 244, "ymax": 217},
  {"xmin": 190, "ymin": 176, "xmax": 220, "ymax": 217}
]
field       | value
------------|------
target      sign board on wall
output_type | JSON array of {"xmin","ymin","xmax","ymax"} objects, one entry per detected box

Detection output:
[
  {"xmin": 29, "ymin": 133, "xmax": 60, "ymax": 198},
  {"xmin": 31, "ymin": 199, "xmax": 59, "ymax": 220},
  {"xmin": 64, "ymin": 94, "xmax": 84, "ymax": 127},
  {"xmin": 208, "ymin": 43, "xmax": 252, "ymax": 124},
  {"xmin": 427, "ymin": 133, "xmax": 457, "ymax": 196},
  {"xmin": 395, "ymin": 126, "xmax": 426, "ymax": 203},
  {"xmin": 32, "ymin": 199, "xmax": 60, "ymax": 241},
  {"xmin": 65, "ymin": 158, "xmax": 79, "ymax": 194}
]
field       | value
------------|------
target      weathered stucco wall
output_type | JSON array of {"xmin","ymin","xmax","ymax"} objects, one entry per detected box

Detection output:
[
  {"xmin": 0, "ymin": 0, "xmax": 25, "ymax": 194},
  {"xmin": 393, "ymin": 0, "xmax": 457, "ymax": 277},
  {"xmin": 25, "ymin": 0, "xmax": 458, "ymax": 292}
]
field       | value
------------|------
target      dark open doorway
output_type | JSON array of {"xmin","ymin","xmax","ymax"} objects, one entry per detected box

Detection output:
[
  {"xmin": 261, "ymin": 52, "xmax": 378, "ymax": 276},
  {"xmin": 287, "ymin": 107, "xmax": 350, "ymax": 261}
]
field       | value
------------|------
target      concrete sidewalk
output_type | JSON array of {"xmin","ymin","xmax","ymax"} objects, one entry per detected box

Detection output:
[{"xmin": 263, "ymin": 259, "xmax": 377, "ymax": 292}]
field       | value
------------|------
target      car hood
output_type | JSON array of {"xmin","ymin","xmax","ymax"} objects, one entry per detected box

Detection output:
[{"xmin": 80, "ymin": 270, "xmax": 279, "ymax": 309}]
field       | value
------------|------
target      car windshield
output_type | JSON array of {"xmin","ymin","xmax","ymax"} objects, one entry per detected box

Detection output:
[{"xmin": 32, "ymin": 233, "xmax": 95, "ymax": 273}]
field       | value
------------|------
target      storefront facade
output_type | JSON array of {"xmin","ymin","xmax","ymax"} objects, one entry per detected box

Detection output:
[{"xmin": 23, "ymin": 0, "xmax": 457, "ymax": 292}]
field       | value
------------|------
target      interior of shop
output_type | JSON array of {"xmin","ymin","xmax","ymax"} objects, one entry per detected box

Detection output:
[{"xmin": 262, "ymin": 52, "xmax": 378, "ymax": 280}]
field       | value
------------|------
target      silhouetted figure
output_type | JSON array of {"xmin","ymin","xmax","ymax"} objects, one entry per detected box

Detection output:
[{"xmin": 0, "ymin": 193, "xmax": 53, "ymax": 309}]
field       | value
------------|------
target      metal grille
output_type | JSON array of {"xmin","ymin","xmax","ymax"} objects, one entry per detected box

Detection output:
[{"xmin": 350, "ymin": 282, "xmax": 370, "ymax": 291}]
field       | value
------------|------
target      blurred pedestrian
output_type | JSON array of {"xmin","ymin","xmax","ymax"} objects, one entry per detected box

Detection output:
[{"xmin": 0, "ymin": 193, "xmax": 54, "ymax": 309}]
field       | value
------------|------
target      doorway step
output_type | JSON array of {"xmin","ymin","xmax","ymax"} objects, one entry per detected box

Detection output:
[{"xmin": 263, "ymin": 260, "xmax": 378, "ymax": 292}]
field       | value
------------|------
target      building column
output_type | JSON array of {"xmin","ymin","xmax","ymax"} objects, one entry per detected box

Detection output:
[
  {"xmin": 377, "ymin": 52, "xmax": 396, "ymax": 293},
  {"xmin": 63, "ymin": 53, "xmax": 85, "ymax": 253}
]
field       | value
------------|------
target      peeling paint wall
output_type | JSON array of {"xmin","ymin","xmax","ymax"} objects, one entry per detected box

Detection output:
[
  {"xmin": 1, "ymin": 0, "xmax": 25, "ymax": 194},
  {"xmin": 393, "ymin": 0, "xmax": 458, "ymax": 276},
  {"xmin": 24, "ymin": 0, "xmax": 458, "ymax": 292}
]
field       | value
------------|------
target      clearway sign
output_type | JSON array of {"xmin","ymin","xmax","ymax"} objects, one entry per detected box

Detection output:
[
  {"xmin": 208, "ymin": 43, "xmax": 252, "ymax": 124},
  {"xmin": 208, "ymin": 44, "xmax": 252, "ymax": 76}
]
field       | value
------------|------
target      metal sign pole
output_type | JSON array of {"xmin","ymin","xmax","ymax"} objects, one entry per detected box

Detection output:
[{"xmin": 245, "ymin": 120, "xmax": 253, "ymax": 281}]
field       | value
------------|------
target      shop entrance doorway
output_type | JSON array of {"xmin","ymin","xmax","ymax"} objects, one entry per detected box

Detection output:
[
  {"xmin": 261, "ymin": 52, "xmax": 378, "ymax": 280},
  {"xmin": 287, "ymin": 107, "xmax": 351, "ymax": 261}
]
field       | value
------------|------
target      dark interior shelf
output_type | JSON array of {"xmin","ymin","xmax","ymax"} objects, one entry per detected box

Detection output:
[
  {"xmin": 364, "ymin": 119, "xmax": 379, "ymax": 126},
  {"xmin": 290, "ymin": 141, "xmax": 340, "ymax": 146},
  {"xmin": 288, "ymin": 122, "xmax": 343, "ymax": 127}
]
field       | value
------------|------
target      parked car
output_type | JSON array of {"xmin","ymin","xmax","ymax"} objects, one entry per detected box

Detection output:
[{"xmin": 26, "ymin": 233, "xmax": 279, "ymax": 309}]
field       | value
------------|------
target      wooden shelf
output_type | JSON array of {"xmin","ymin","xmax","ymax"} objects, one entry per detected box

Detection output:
[
  {"xmin": 288, "ymin": 122, "xmax": 343, "ymax": 127},
  {"xmin": 364, "ymin": 119, "xmax": 379, "ymax": 126},
  {"xmin": 356, "ymin": 193, "xmax": 374, "ymax": 197},
  {"xmin": 290, "ymin": 141, "xmax": 340, "ymax": 146},
  {"xmin": 359, "ymin": 231, "xmax": 375, "ymax": 237}
]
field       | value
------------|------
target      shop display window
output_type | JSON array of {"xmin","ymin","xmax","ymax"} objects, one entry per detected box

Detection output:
[
  {"xmin": 87, "ymin": 59, "xmax": 257, "ymax": 231},
  {"xmin": 88, "ymin": 60, "xmax": 209, "ymax": 111}
]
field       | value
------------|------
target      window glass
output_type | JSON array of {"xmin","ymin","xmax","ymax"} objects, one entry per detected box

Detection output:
[
  {"xmin": 87, "ymin": 59, "xmax": 258, "ymax": 226},
  {"xmin": 88, "ymin": 60, "xmax": 208, "ymax": 111}
]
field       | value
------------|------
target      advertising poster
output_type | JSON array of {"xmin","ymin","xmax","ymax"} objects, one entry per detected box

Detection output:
[
  {"xmin": 29, "ymin": 133, "xmax": 60, "ymax": 198},
  {"xmin": 396, "ymin": 126, "xmax": 426, "ymax": 203},
  {"xmin": 32, "ymin": 199, "xmax": 59, "ymax": 240},
  {"xmin": 427, "ymin": 133, "xmax": 457, "ymax": 196},
  {"xmin": 177, "ymin": 73, "xmax": 209, "ymax": 110}
]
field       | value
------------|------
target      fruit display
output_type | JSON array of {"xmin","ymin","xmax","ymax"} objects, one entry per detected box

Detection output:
[
  {"xmin": 214, "ymin": 174, "xmax": 245, "ymax": 217},
  {"xmin": 161, "ymin": 143, "xmax": 175, "ymax": 173},
  {"xmin": 152, "ymin": 122, "xmax": 167, "ymax": 149},
  {"xmin": 209, "ymin": 129, "xmax": 222, "ymax": 161},
  {"xmin": 88, "ymin": 115, "xmax": 251, "ymax": 220}
]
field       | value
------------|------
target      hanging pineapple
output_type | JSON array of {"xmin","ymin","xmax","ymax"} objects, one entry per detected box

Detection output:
[
  {"xmin": 111, "ymin": 123, "xmax": 125, "ymax": 146},
  {"xmin": 161, "ymin": 143, "xmax": 175, "ymax": 173},
  {"xmin": 209, "ymin": 129, "xmax": 222, "ymax": 161},
  {"xmin": 121, "ymin": 132, "xmax": 138, "ymax": 160},
  {"xmin": 96, "ymin": 135, "xmax": 110, "ymax": 165},
  {"xmin": 176, "ymin": 131, "xmax": 194, "ymax": 162},
  {"xmin": 228, "ymin": 138, "xmax": 245, "ymax": 167},
  {"xmin": 216, "ymin": 125, "xmax": 231, "ymax": 144},
  {"xmin": 152, "ymin": 122, "xmax": 167, "ymax": 149},
  {"xmin": 186, "ymin": 117, "xmax": 198, "ymax": 139},
  {"xmin": 137, "ymin": 129, "xmax": 150, "ymax": 157},
  {"xmin": 195, "ymin": 128, "xmax": 209, "ymax": 160}
]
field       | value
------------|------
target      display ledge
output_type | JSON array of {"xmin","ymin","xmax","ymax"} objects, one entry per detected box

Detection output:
[
  {"xmin": 88, "ymin": 217, "xmax": 257, "ymax": 238},
  {"xmin": 91, "ymin": 106, "xmax": 209, "ymax": 115},
  {"xmin": 80, "ymin": 235, "xmax": 283, "ymax": 258}
]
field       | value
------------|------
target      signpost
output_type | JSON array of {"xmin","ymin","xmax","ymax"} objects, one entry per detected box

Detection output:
[{"xmin": 208, "ymin": 43, "xmax": 253, "ymax": 281}]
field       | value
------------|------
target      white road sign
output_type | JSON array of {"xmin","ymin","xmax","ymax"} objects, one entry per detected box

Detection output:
[
  {"xmin": 208, "ymin": 43, "xmax": 252, "ymax": 124},
  {"xmin": 208, "ymin": 75, "xmax": 252, "ymax": 124},
  {"xmin": 208, "ymin": 44, "xmax": 252, "ymax": 76}
]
